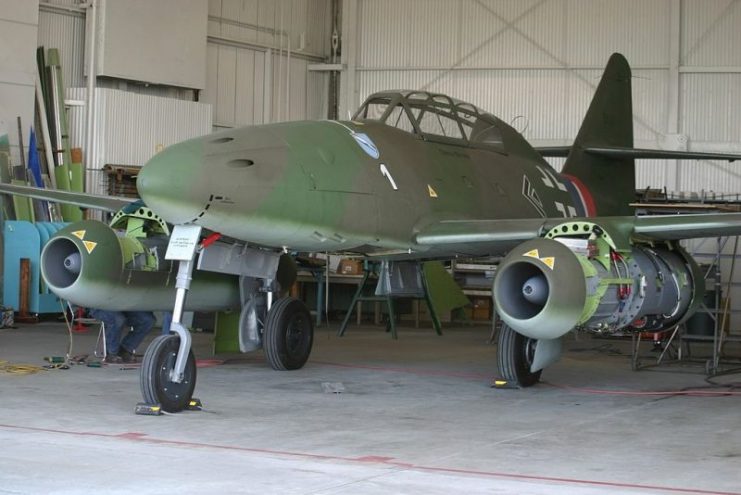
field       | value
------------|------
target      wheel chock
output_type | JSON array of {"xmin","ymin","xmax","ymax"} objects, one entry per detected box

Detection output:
[
  {"xmin": 491, "ymin": 378, "xmax": 519, "ymax": 389},
  {"xmin": 186, "ymin": 398, "xmax": 203, "ymax": 411},
  {"xmin": 135, "ymin": 403, "xmax": 163, "ymax": 416}
]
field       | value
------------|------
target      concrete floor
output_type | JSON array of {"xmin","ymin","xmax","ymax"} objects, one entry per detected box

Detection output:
[{"xmin": 1, "ymin": 320, "xmax": 741, "ymax": 495}]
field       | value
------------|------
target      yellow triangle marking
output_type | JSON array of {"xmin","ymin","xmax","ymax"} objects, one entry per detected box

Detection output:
[
  {"xmin": 427, "ymin": 184, "xmax": 438, "ymax": 198},
  {"xmin": 82, "ymin": 240, "xmax": 97, "ymax": 254},
  {"xmin": 541, "ymin": 257, "xmax": 555, "ymax": 270},
  {"xmin": 72, "ymin": 230, "xmax": 86, "ymax": 240},
  {"xmin": 523, "ymin": 249, "xmax": 539, "ymax": 259}
]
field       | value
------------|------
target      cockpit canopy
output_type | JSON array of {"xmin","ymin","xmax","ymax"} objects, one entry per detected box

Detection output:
[{"xmin": 353, "ymin": 90, "xmax": 507, "ymax": 151}]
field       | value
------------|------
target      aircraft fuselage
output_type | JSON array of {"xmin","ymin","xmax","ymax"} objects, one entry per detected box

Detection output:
[{"xmin": 138, "ymin": 119, "xmax": 591, "ymax": 259}]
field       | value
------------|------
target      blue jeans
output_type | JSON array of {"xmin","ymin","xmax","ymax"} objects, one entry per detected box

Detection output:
[{"xmin": 90, "ymin": 310, "xmax": 156, "ymax": 355}]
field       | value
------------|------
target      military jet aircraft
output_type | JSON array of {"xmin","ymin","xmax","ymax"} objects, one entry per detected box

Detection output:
[{"xmin": 5, "ymin": 52, "xmax": 741, "ymax": 412}]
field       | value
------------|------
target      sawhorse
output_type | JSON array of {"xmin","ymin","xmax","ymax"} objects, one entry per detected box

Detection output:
[{"xmin": 337, "ymin": 263, "xmax": 442, "ymax": 339}]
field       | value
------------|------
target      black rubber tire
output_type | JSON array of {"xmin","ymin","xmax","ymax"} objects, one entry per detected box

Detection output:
[
  {"xmin": 140, "ymin": 334, "xmax": 197, "ymax": 412},
  {"xmin": 497, "ymin": 323, "xmax": 542, "ymax": 387},
  {"xmin": 263, "ymin": 297, "xmax": 313, "ymax": 370}
]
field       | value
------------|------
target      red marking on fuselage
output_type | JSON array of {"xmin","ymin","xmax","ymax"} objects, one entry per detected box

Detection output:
[{"xmin": 562, "ymin": 173, "xmax": 597, "ymax": 217}]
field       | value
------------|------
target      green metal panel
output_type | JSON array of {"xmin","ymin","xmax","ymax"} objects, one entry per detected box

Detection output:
[{"xmin": 213, "ymin": 311, "xmax": 240, "ymax": 354}]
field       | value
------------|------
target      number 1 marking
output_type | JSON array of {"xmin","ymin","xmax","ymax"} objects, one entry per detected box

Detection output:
[{"xmin": 380, "ymin": 163, "xmax": 398, "ymax": 190}]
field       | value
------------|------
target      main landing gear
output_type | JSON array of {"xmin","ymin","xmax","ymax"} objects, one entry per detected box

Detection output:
[
  {"xmin": 138, "ymin": 227, "xmax": 314, "ymax": 413},
  {"xmin": 264, "ymin": 297, "xmax": 313, "ymax": 370},
  {"xmin": 496, "ymin": 323, "xmax": 542, "ymax": 388}
]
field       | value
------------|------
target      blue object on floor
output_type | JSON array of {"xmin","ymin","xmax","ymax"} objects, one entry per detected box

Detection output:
[{"xmin": 2, "ymin": 220, "xmax": 68, "ymax": 313}]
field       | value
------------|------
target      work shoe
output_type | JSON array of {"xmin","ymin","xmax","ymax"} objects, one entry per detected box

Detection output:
[
  {"xmin": 103, "ymin": 354, "xmax": 123, "ymax": 364},
  {"xmin": 118, "ymin": 348, "xmax": 136, "ymax": 363}
]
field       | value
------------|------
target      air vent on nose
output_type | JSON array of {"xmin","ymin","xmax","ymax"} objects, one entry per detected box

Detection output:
[{"xmin": 227, "ymin": 159, "xmax": 254, "ymax": 168}]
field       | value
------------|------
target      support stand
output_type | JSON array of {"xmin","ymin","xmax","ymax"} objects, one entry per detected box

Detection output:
[
  {"xmin": 337, "ymin": 262, "xmax": 442, "ymax": 338},
  {"xmin": 632, "ymin": 236, "xmax": 741, "ymax": 375}
]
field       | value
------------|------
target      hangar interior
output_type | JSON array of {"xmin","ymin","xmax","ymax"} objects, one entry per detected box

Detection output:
[{"xmin": 2, "ymin": 1, "xmax": 741, "ymax": 494}]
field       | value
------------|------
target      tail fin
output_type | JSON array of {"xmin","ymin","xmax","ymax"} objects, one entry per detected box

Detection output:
[{"xmin": 561, "ymin": 53, "xmax": 634, "ymax": 216}]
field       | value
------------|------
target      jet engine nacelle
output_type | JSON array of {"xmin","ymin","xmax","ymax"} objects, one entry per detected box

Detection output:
[
  {"xmin": 41, "ymin": 220, "xmax": 241, "ymax": 311},
  {"xmin": 493, "ymin": 226, "xmax": 702, "ymax": 341}
]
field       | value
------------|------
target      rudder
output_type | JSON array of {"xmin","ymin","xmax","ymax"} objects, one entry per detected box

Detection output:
[{"xmin": 561, "ymin": 53, "xmax": 635, "ymax": 217}]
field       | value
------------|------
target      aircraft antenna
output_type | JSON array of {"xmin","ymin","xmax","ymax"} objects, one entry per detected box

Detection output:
[{"xmin": 510, "ymin": 115, "xmax": 529, "ymax": 134}]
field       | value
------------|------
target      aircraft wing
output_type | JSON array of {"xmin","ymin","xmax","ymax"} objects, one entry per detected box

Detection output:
[
  {"xmin": 535, "ymin": 145, "xmax": 741, "ymax": 161},
  {"xmin": 415, "ymin": 218, "xmax": 555, "ymax": 245},
  {"xmin": 0, "ymin": 182, "xmax": 135, "ymax": 213},
  {"xmin": 633, "ymin": 212, "xmax": 741, "ymax": 240},
  {"xmin": 416, "ymin": 213, "xmax": 741, "ymax": 248}
]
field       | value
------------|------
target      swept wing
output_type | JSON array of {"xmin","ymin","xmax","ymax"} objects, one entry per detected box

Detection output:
[
  {"xmin": 0, "ymin": 182, "xmax": 135, "ymax": 213},
  {"xmin": 415, "ymin": 212, "xmax": 741, "ymax": 249}
]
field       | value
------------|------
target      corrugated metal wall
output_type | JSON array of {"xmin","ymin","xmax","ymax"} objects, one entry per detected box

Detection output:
[
  {"xmin": 205, "ymin": 0, "xmax": 332, "ymax": 127},
  {"xmin": 67, "ymin": 88, "xmax": 212, "ymax": 195},
  {"xmin": 343, "ymin": 0, "xmax": 741, "ymax": 196},
  {"xmin": 38, "ymin": 0, "xmax": 332, "ymax": 131},
  {"xmin": 37, "ymin": 3, "xmax": 85, "ymax": 88},
  {"xmin": 0, "ymin": 1, "xmax": 39, "ymax": 165}
]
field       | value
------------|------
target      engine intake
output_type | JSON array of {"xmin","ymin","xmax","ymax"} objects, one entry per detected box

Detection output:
[{"xmin": 40, "ymin": 220, "xmax": 240, "ymax": 311}]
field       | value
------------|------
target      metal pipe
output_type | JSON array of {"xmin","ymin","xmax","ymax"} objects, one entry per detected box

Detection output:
[
  {"xmin": 264, "ymin": 49, "xmax": 272, "ymax": 123},
  {"xmin": 266, "ymin": 278, "xmax": 274, "ymax": 311},
  {"xmin": 717, "ymin": 236, "xmax": 739, "ymax": 367},
  {"xmin": 84, "ymin": 0, "xmax": 97, "ymax": 195},
  {"xmin": 39, "ymin": 1, "xmax": 85, "ymax": 14},
  {"xmin": 286, "ymin": 29, "xmax": 291, "ymax": 121},
  {"xmin": 276, "ymin": 0, "xmax": 284, "ymax": 122},
  {"xmin": 206, "ymin": 35, "xmax": 325, "ymax": 62}
]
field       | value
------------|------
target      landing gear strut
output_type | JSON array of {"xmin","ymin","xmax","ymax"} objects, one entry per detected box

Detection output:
[
  {"xmin": 139, "ymin": 226, "xmax": 314, "ymax": 413},
  {"xmin": 139, "ymin": 225, "xmax": 205, "ymax": 414}
]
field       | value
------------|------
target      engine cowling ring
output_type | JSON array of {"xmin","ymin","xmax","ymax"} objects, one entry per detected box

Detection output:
[{"xmin": 493, "ymin": 238, "xmax": 588, "ymax": 340}]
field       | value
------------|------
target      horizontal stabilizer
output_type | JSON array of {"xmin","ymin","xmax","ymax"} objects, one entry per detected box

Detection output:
[
  {"xmin": 0, "ymin": 183, "xmax": 136, "ymax": 213},
  {"xmin": 536, "ymin": 145, "xmax": 741, "ymax": 162}
]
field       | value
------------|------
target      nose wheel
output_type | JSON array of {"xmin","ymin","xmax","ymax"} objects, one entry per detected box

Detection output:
[
  {"xmin": 263, "ymin": 297, "xmax": 314, "ymax": 370},
  {"xmin": 141, "ymin": 334, "xmax": 197, "ymax": 412}
]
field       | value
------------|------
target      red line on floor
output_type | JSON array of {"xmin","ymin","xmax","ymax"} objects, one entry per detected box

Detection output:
[{"xmin": 1, "ymin": 423, "xmax": 738, "ymax": 495}]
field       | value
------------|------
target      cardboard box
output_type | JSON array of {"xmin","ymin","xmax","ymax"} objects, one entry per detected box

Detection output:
[
  {"xmin": 471, "ymin": 297, "xmax": 491, "ymax": 320},
  {"xmin": 337, "ymin": 259, "xmax": 363, "ymax": 275}
]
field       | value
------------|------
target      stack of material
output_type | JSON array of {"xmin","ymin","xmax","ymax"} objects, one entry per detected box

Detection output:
[
  {"xmin": 34, "ymin": 46, "xmax": 83, "ymax": 222},
  {"xmin": 104, "ymin": 165, "xmax": 141, "ymax": 198},
  {"xmin": 0, "ymin": 47, "xmax": 89, "ymax": 223}
]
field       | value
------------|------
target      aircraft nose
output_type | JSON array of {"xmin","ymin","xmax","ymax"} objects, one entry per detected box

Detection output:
[{"xmin": 137, "ymin": 138, "xmax": 206, "ymax": 224}]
